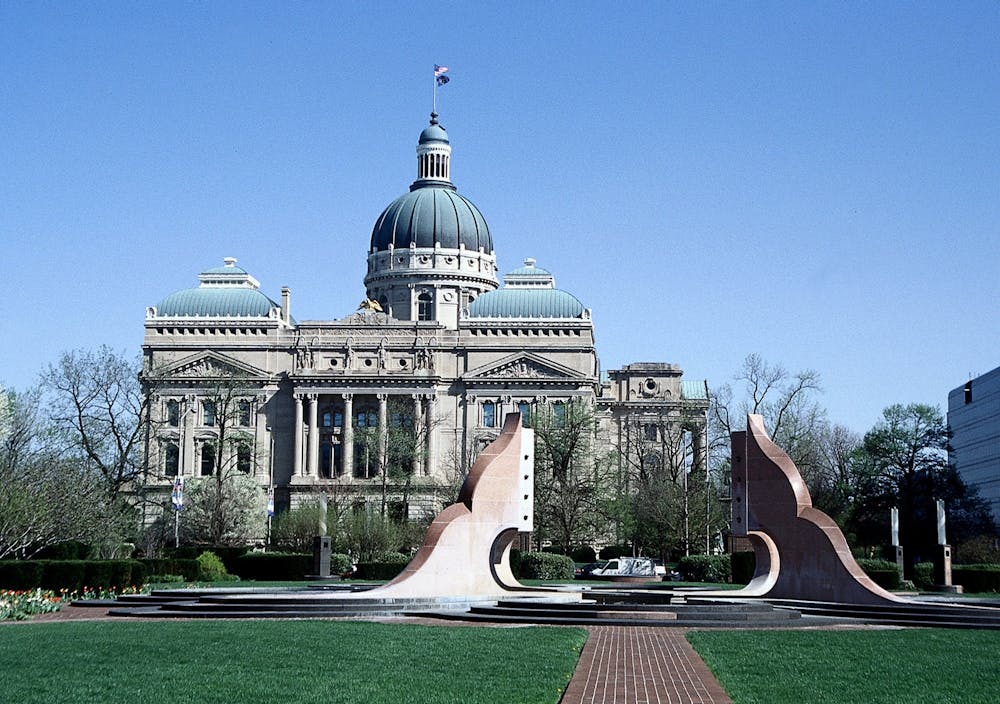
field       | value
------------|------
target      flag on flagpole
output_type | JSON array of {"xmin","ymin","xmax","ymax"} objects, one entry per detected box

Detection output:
[
  {"xmin": 434, "ymin": 64, "xmax": 450, "ymax": 86},
  {"xmin": 267, "ymin": 486, "xmax": 275, "ymax": 517},
  {"xmin": 171, "ymin": 477, "xmax": 184, "ymax": 511}
]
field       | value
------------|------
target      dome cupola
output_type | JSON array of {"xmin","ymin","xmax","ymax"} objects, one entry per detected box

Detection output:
[{"xmin": 364, "ymin": 114, "xmax": 499, "ymax": 329}]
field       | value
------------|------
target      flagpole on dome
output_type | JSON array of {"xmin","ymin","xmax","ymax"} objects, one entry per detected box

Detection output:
[{"xmin": 433, "ymin": 64, "xmax": 449, "ymax": 120}]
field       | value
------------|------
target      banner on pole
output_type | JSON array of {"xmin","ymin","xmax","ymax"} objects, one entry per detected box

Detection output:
[{"xmin": 171, "ymin": 477, "xmax": 184, "ymax": 511}]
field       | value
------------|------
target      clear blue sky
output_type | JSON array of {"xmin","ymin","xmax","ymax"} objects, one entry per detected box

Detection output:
[{"xmin": 2, "ymin": 2, "xmax": 998, "ymax": 435}]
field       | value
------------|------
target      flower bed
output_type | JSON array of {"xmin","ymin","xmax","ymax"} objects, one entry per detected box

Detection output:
[{"xmin": 1, "ymin": 585, "xmax": 146, "ymax": 622}]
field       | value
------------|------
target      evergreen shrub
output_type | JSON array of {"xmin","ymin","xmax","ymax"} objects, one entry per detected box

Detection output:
[
  {"xmin": 913, "ymin": 562, "xmax": 935, "ymax": 589},
  {"xmin": 330, "ymin": 553, "xmax": 353, "ymax": 576},
  {"xmin": 196, "ymin": 551, "xmax": 234, "ymax": 582},
  {"xmin": 354, "ymin": 552, "xmax": 410, "ymax": 580},
  {"xmin": 517, "ymin": 552, "xmax": 575, "ymax": 580},
  {"xmin": 677, "ymin": 554, "xmax": 731, "ymax": 583}
]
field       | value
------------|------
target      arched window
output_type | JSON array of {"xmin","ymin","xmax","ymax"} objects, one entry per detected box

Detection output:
[
  {"xmin": 200, "ymin": 443, "xmax": 216, "ymax": 476},
  {"xmin": 321, "ymin": 410, "xmax": 333, "ymax": 428},
  {"xmin": 417, "ymin": 291, "xmax": 433, "ymax": 321},
  {"xmin": 164, "ymin": 443, "xmax": 179, "ymax": 477},
  {"xmin": 333, "ymin": 411, "xmax": 343, "ymax": 428}
]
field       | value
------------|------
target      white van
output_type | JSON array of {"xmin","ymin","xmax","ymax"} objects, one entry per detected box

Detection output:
[{"xmin": 589, "ymin": 556, "xmax": 657, "ymax": 578}]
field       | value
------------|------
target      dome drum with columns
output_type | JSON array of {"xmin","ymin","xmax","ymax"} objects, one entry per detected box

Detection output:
[{"xmin": 139, "ymin": 110, "xmax": 708, "ymax": 533}]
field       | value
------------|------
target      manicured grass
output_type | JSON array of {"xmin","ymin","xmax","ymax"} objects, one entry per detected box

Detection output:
[
  {"xmin": 688, "ymin": 629, "xmax": 1000, "ymax": 704},
  {"xmin": 0, "ymin": 620, "xmax": 586, "ymax": 704}
]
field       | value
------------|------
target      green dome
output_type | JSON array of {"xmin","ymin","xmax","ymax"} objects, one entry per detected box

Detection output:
[
  {"xmin": 156, "ymin": 287, "xmax": 279, "ymax": 317},
  {"xmin": 370, "ymin": 186, "xmax": 493, "ymax": 253},
  {"xmin": 153, "ymin": 258, "xmax": 282, "ymax": 318},
  {"xmin": 419, "ymin": 123, "xmax": 449, "ymax": 144},
  {"xmin": 467, "ymin": 289, "xmax": 586, "ymax": 318}
]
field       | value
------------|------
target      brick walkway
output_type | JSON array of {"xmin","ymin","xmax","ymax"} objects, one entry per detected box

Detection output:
[{"xmin": 561, "ymin": 626, "xmax": 732, "ymax": 704}]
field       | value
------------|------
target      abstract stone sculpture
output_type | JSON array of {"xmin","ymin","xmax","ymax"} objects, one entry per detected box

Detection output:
[
  {"xmin": 370, "ymin": 413, "xmax": 537, "ymax": 598},
  {"xmin": 731, "ymin": 414, "xmax": 902, "ymax": 605}
]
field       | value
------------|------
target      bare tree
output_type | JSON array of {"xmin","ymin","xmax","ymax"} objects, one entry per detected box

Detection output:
[
  {"xmin": 531, "ymin": 400, "xmax": 611, "ymax": 551},
  {"xmin": 0, "ymin": 386, "xmax": 132, "ymax": 558},
  {"xmin": 42, "ymin": 346, "xmax": 148, "ymax": 500}
]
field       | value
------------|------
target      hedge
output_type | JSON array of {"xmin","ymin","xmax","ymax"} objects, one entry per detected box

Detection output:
[
  {"xmin": 677, "ymin": 554, "xmax": 731, "ymax": 583},
  {"xmin": 542, "ymin": 545, "xmax": 597, "ymax": 563},
  {"xmin": 856, "ymin": 558, "xmax": 901, "ymax": 590},
  {"xmin": 230, "ymin": 553, "xmax": 312, "ymax": 581},
  {"xmin": 354, "ymin": 557, "xmax": 410, "ymax": 580},
  {"xmin": 517, "ymin": 552, "xmax": 575, "ymax": 580},
  {"xmin": 165, "ymin": 546, "xmax": 249, "ymax": 572},
  {"xmin": 140, "ymin": 558, "xmax": 201, "ymax": 581},
  {"xmin": 0, "ymin": 560, "xmax": 147, "ymax": 591},
  {"xmin": 953, "ymin": 564, "xmax": 1000, "ymax": 593}
]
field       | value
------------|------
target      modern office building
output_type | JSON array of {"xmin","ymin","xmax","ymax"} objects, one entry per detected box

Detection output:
[{"xmin": 948, "ymin": 366, "xmax": 1000, "ymax": 525}]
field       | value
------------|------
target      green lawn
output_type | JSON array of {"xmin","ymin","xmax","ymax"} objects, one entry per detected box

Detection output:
[
  {"xmin": 0, "ymin": 620, "xmax": 586, "ymax": 704},
  {"xmin": 688, "ymin": 629, "xmax": 1000, "ymax": 704}
]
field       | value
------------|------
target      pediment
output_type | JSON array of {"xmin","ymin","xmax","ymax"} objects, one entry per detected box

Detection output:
[
  {"xmin": 463, "ymin": 352, "xmax": 583, "ymax": 382},
  {"xmin": 155, "ymin": 351, "xmax": 270, "ymax": 381}
]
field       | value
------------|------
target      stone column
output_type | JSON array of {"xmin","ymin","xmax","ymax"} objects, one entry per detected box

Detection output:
[
  {"xmin": 412, "ymin": 394, "xmax": 424, "ymax": 476},
  {"xmin": 424, "ymin": 394, "xmax": 435, "ymax": 476},
  {"xmin": 181, "ymin": 395, "xmax": 196, "ymax": 476},
  {"xmin": 307, "ymin": 393, "xmax": 319, "ymax": 477},
  {"xmin": 293, "ymin": 394, "xmax": 304, "ymax": 476},
  {"xmin": 377, "ymin": 394, "xmax": 388, "ymax": 473},
  {"xmin": 342, "ymin": 393, "xmax": 354, "ymax": 478}
]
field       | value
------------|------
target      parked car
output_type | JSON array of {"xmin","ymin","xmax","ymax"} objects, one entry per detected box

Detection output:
[{"xmin": 575, "ymin": 562, "xmax": 603, "ymax": 578}]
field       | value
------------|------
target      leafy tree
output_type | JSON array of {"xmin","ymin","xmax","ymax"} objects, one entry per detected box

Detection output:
[{"xmin": 849, "ymin": 403, "xmax": 995, "ymax": 572}]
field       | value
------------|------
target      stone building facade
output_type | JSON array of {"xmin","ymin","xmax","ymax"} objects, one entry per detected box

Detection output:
[{"xmin": 140, "ymin": 114, "xmax": 708, "ymax": 523}]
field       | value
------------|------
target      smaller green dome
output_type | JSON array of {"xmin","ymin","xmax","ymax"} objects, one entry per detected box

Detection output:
[
  {"xmin": 419, "ymin": 123, "xmax": 449, "ymax": 144},
  {"xmin": 467, "ymin": 289, "xmax": 586, "ymax": 318},
  {"xmin": 157, "ymin": 288, "xmax": 278, "ymax": 317},
  {"xmin": 152, "ymin": 258, "xmax": 282, "ymax": 318}
]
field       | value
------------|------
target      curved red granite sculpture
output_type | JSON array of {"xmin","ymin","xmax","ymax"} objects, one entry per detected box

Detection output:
[
  {"xmin": 732, "ymin": 414, "xmax": 902, "ymax": 604},
  {"xmin": 372, "ymin": 413, "xmax": 535, "ymax": 597}
]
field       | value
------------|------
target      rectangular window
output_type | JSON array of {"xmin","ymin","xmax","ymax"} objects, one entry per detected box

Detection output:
[
  {"xmin": 200, "ymin": 443, "xmax": 216, "ymax": 476},
  {"xmin": 517, "ymin": 401, "xmax": 531, "ymax": 425},
  {"xmin": 238, "ymin": 400, "xmax": 252, "ymax": 426},
  {"xmin": 483, "ymin": 401, "xmax": 496, "ymax": 428},
  {"xmin": 202, "ymin": 401, "xmax": 216, "ymax": 427},
  {"xmin": 166, "ymin": 400, "xmax": 180, "ymax": 427},
  {"xmin": 164, "ymin": 443, "xmax": 179, "ymax": 477},
  {"xmin": 644, "ymin": 424, "xmax": 658, "ymax": 441},
  {"xmin": 237, "ymin": 444, "xmax": 252, "ymax": 473}
]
